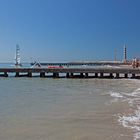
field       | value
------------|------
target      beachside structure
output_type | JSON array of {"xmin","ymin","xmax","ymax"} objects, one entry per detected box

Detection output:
[
  {"xmin": 123, "ymin": 44, "xmax": 127, "ymax": 63},
  {"xmin": 15, "ymin": 44, "xmax": 22, "ymax": 67}
]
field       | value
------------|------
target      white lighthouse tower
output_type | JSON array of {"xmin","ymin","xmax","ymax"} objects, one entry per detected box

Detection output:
[{"xmin": 15, "ymin": 44, "xmax": 22, "ymax": 67}]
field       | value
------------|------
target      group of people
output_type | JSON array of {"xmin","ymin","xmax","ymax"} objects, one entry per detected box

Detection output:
[{"xmin": 132, "ymin": 58, "xmax": 139, "ymax": 68}]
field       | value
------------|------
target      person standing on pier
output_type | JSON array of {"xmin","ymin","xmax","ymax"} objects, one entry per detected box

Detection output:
[{"xmin": 132, "ymin": 58, "xmax": 139, "ymax": 68}]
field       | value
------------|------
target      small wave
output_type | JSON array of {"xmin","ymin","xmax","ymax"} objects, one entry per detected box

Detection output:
[
  {"xmin": 118, "ymin": 106, "xmax": 140, "ymax": 140},
  {"xmin": 109, "ymin": 88, "xmax": 140, "ymax": 103},
  {"xmin": 109, "ymin": 88, "xmax": 140, "ymax": 140},
  {"xmin": 134, "ymin": 133, "xmax": 140, "ymax": 140},
  {"xmin": 110, "ymin": 92, "xmax": 123, "ymax": 98},
  {"xmin": 131, "ymin": 88, "xmax": 140, "ymax": 97}
]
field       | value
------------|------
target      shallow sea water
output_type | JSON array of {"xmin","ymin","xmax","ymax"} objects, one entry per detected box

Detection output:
[{"xmin": 0, "ymin": 78, "xmax": 139, "ymax": 140}]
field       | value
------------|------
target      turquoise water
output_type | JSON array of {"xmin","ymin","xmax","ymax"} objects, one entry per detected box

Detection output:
[{"xmin": 0, "ymin": 77, "xmax": 140, "ymax": 140}]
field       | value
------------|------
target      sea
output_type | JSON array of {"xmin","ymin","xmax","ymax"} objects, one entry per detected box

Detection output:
[{"xmin": 0, "ymin": 63, "xmax": 140, "ymax": 140}]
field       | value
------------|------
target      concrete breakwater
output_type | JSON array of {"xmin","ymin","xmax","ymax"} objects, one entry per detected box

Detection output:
[{"xmin": 0, "ymin": 67, "xmax": 140, "ymax": 78}]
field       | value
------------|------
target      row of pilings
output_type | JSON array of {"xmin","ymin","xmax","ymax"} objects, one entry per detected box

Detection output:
[{"xmin": 0, "ymin": 72, "xmax": 138, "ymax": 79}]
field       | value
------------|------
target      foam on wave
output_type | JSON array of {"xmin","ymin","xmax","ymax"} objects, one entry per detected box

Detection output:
[
  {"xmin": 118, "ymin": 106, "xmax": 140, "ymax": 140},
  {"xmin": 109, "ymin": 87, "xmax": 140, "ymax": 140},
  {"xmin": 110, "ymin": 92, "xmax": 124, "ymax": 98}
]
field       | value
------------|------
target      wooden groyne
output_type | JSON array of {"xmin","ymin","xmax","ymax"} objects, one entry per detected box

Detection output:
[{"xmin": 0, "ymin": 67, "xmax": 140, "ymax": 78}]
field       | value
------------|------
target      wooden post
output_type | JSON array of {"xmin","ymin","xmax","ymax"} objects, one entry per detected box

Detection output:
[
  {"xmin": 80, "ymin": 73, "xmax": 84, "ymax": 78},
  {"xmin": 95, "ymin": 73, "xmax": 98, "ymax": 78},
  {"xmin": 85, "ymin": 73, "xmax": 88, "ymax": 78},
  {"xmin": 70, "ymin": 73, "xmax": 74, "ymax": 77},
  {"xmin": 28, "ymin": 72, "xmax": 32, "ymax": 77},
  {"xmin": 15, "ymin": 72, "xmax": 20, "ymax": 77},
  {"xmin": 124, "ymin": 73, "xmax": 128, "ymax": 78},
  {"xmin": 66, "ymin": 73, "xmax": 69, "ymax": 78},
  {"xmin": 40, "ymin": 72, "xmax": 45, "ymax": 78},
  {"xmin": 116, "ymin": 73, "xmax": 119, "ymax": 78},
  {"xmin": 110, "ymin": 73, "xmax": 113, "ymax": 78},
  {"xmin": 100, "ymin": 73, "xmax": 103, "ymax": 78},
  {"xmin": 56, "ymin": 73, "xmax": 59, "ymax": 78},
  {"xmin": 132, "ymin": 74, "xmax": 135, "ymax": 79},
  {"xmin": 53, "ymin": 73, "xmax": 59, "ymax": 78},
  {"xmin": 4, "ymin": 72, "xmax": 8, "ymax": 77}
]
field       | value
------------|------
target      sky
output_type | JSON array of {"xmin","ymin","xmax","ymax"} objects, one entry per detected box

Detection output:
[{"xmin": 0, "ymin": 0, "xmax": 140, "ymax": 62}]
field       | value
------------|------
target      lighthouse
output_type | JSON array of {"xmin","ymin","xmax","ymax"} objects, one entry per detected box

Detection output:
[
  {"xmin": 15, "ymin": 44, "xmax": 22, "ymax": 67},
  {"xmin": 123, "ymin": 44, "xmax": 127, "ymax": 63}
]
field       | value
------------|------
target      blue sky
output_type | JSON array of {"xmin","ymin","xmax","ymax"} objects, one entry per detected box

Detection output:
[{"xmin": 0, "ymin": 0, "xmax": 140, "ymax": 62}]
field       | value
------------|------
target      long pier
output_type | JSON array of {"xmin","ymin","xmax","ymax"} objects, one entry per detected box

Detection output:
[
  {"xmin": 0, "ymin": 67, "xmax": 140, "ymax": 78},
  {"xmin": 31, "ymin": 61, "xmax": 130, "ymax": 66}
]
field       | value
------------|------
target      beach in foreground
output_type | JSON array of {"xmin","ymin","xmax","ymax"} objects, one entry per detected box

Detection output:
[{"xmin": 0, "ymin": 78, "xmax": 139, "ymax": 140}]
